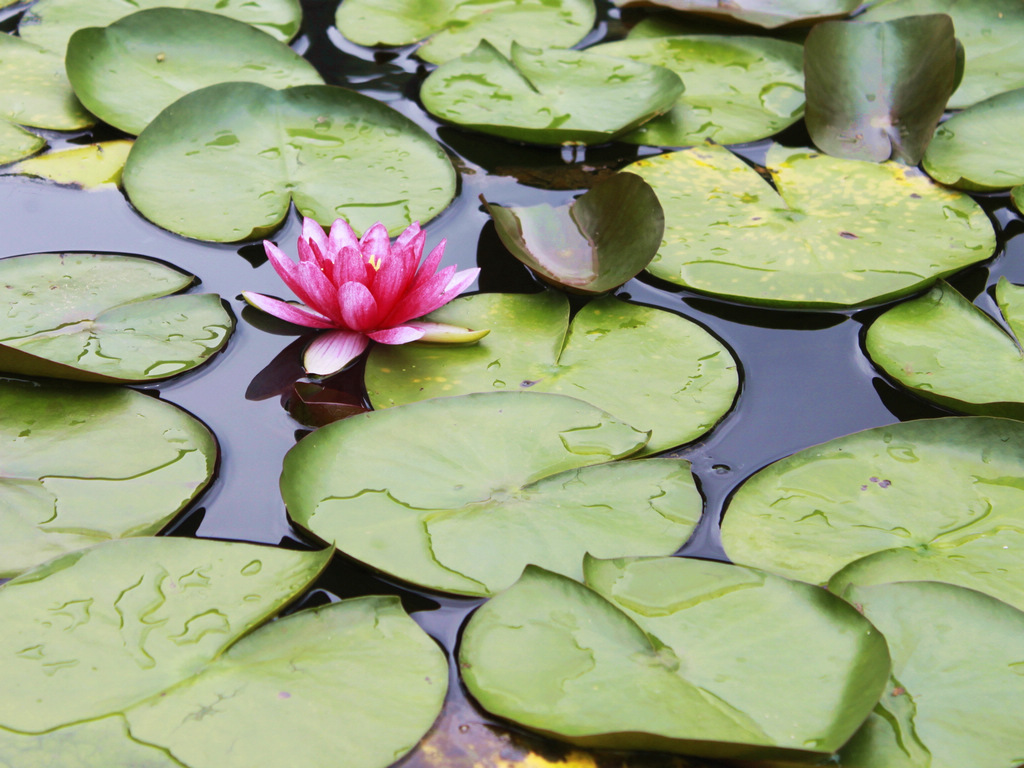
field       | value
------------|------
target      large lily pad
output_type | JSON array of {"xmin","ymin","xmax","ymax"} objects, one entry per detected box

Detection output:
[
  {"xmin": 6, "ymin": 141, "xmax": 132, "ymax": 187},
  {"xmin": 834, "ymin": 581, "xmax": 1024, "ymax": 768},
  {"xmin": 861, "ymin": 0, "xmax": 1024, "ymax": 108},
  {"xmin": 460, "ymin": 561, "xmax": 888, "ymax": 760},
  {"xmin": 720, "ymin": 416, "xmax": 1024, "ymax": 586},
  {"xmin": 366, "ymin": 292, "xmax": 739, "ymax": 455},
  {"xmin": 588, "ymin": 35, "xmax": 805, "ymax": 146},
  {"xmin": 0, "ymin": 378, "xmax": 217, "ymax": 578},
  {"xmin": 122, "ymin": 82, "xmax": 457, "ymax": 241},
  {"xmin": 922, "ymin": 87, "xmax": 1024, "ymax": 190},
  {"xmin": 420, "ymin": 41, "xmax": 684, "ymax": 146},
  {"xmin": 65, "ymin": 8, "xmax": 323, "ymax": 136},
  {"xmin": 281, "ymin": 392, "xmax": 702, "ymax": 597},
  {"xmin": 610, "ymin": 0, "xmax": 861, "ymax": 29},
  {"xmin": 18, "ymin": 0, "xmax": 302, "ymax": 55},
  {"xmin": 482, "ymin": 174, "xmax": 664, "ymax": 294},
  {"xmin": 0, "ymin": 718, "xmax": 185, "ymax": 768},
  {"xmin": 335, "ymin": 0, "xmax": 596, "ymax": 65},
  {"xmin": 803, "ymin": 15, "xmax": 959, "ymax": 164},
  {"xmin": 0, "ymin": 252, "xmax": 233, "ymax": 382},
  {"xmin": 865, "ymin": 279, "xmax": 1024, "ymax": 418},
  {"xmin": 626, "ymin": 143, "xmax": 995, "ymax": 307}
]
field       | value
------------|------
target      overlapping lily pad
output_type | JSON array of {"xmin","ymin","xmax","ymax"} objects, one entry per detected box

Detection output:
[
  {"xmin": 18, "ymin": 0, "xmax": 302, "ymax": 55},
  {"xmin": 366, "ymin": 292, "xmax": 738, "ymax": 455},
  {"xmin": 460, "ymin": 561, "xmax": 888, "ymax": 760},
  {"xmin": 6, "ymin": 141, "xmax": 132, "ymax": 187},
  {"xmin": 1014, "ymin": 185, "xmax": 1024, "ymax": 214},
  {"xmin": 420, "ymin": 41, "xmax": 684, "ymax": 146},
  {"xmin": 335, "ymin": 0, "xmax": 596, "ymax": 65},
  {"xmin": 0, "ymin": 252, "xmax": 233, "ymax": 382},
  {"xmin": 0, "ymin": 718, "xmax": 186, "ymax": 768},
  {"xmin": 834, "ymin": 581, "xmax": 1024, "ymax": 768},
  {"xmin": 65, "ymin": 8, "xmax": 324, "ymax": 135},
  {"xmin": 588, "ymin": 35, "xmax": 805, "ymax": 146},
  {"xmin": 610, "ymin": 0, "xmax": 861, "ymax": 29},
  {"xmin": 803, "ymin": 15, "xmax": 959, "ymax": 164},
  {"xmin": 865, "ymin": 279, "xmax": 1024, "ymax": 418},
  {"xmin": 626, "ymin": 143, "xmax": 995, "ymax": 306},
  {"xmin": 922, "ymin": 88, "xmax": 1024, "ymax": 190},
  {"xmin": 0, "ymin": 378, "xmax": 216, "ymax": 577},
  {"xmin": 861, "ymin": 0, "xmax": 1024, "ymax": 108},
  {"xmin": 281, "ymin": 392, "xmax": 703, "ymax": 597},
  {"xmin": 122, "ymin": 82, "xmax": 457, "ymax": 241},
  {"xmin": 721, "ymin": 416, "xmax": 1024, "ymax": 586}
]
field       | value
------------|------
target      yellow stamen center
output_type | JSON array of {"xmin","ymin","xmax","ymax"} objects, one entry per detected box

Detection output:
[{"xmin": 366, "ymin": 253, "xmax": 382, "ymax": 271}]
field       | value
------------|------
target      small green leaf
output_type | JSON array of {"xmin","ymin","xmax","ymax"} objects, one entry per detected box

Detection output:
[
  {"xmin": 7, "ymin": 140, "xmax": 132, "ymax": 187},
  {"xmin": 609, "ymin": 0, "xmax": 861, "ymax": 29},
  {"xmin": 803, "ymin": 15, "xmax": 959, "ymax": 164},
  {"xmin": 420, "ymin": 41, "xmax": 684, "ymax": 146},
  {"xmin": 0, "ymin": 121, "xmax": 44, "ymax": 166},
  {"xmin": 1013, "ymin": 184, "xmax": 1024, "ymax": 214}
]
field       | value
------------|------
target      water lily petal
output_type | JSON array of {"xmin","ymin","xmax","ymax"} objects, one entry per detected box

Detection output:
[
  {"xmin": 410, "ymin": 239, "xmax": 446, "ymax": 291},
  {"xmin": 241, "ymin": 291, "xmax": 336, "ymax": 329},
  {"xmin": 393, "ymin": 221, "xmax": 422, "ymax": 253},
  {"xmin": 297, "ymin": 261, "xmax": 342, "ymax": 321},
  {"xmin": 408, "ymin": 321, "xmax": 490, "ymax": 344},
  {"xmin": 301, "ymin": 218, "xmax": 329, "ymax": 263},
  {"xmin": 333, "ymin": 245, "xmax": 371, "ymax": 287},
  {"xmin": 328, "ymin": 216, "xmax": 360, "ymax": 254},
  {"xmin": 442, "ymin": 267, "xmax": 481, "ymax": 299},
  {"xmin": 265, "ymin": 241, "xmax": 320, "ymax": 309},
  {"xmin": 385, "ymin": 265, "xmax": 479, "ymax": 326},
  {"xmin": 370, "ymin": 242, "xmax": 419, "ymax": 318},
  {"xmin": 303, "ymin": 329, "xmax": 369, "ymax": 375},
  {"xmin": 368, "ymin": 325, "xmax": 426, "ymax": 345},
  {"xmin": 338, "ymin": 281, "xmax": 381, "ymax": 331},
  {"xmin": 360, "ymin": 222, "xmax": 390, "ymax": 267}
]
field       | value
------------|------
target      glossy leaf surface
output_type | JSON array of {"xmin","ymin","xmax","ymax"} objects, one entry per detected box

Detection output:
[
  {"xmin": 861, "ymin": 0, "xmax": 1024, "ymax": 108},
  {"xmin": 0, "ymin": 379, "xmax": 216, "ymax": 578},
  {"xmin": 804, "ymin": 15, "xmax": 958, "ymax": 164},
  {"xmin": 366, "ymin": 292, "xmax": 738, "ymax": 455},
  {"xmin": 627, "ymin": 143, "xmax": 995, "ymax": 306},
  {"xmin": 0, "ymin": 718, "xmax": 185, "ymax": 768},
  {"xmin": 721, "ymin": 416, "xmax": 1024, "ymax": 585},
  {"xmin": 0, "ymin": 252, "xmax": 232, "ymax": 382},
  {"xmin": 609, "ymin": 0, "xmax": 861, "ymax": 29},
  {"xmin": 461, "ymin": 562, "xmax": 887, "ymax": 759},
  {"xmin": 335, "ymin": 0, "xmax": 595, "ymax": 65},
  {"xmin": 589, "ymin": 35, "xmax": 805, "ymax": 146},
  {"xmin": 865, "ymin": 279, "xmax": 1024, "ymax": 418},
  {"xmin": 922, "ymin": 87, "xmax": 1024, "ymax": 190},
  {"xmin": 7, "ymin": 141, "xmax": 132, "ymax": 187},
  {"xmin": 66, "ymin": 8, "xmax": 323, "ymax": 135},
  {"xmin": 483, "ymin": 173, "xmax": 663, "ymax": 294},
  {"xmin": 281, "ymin": 392, "xmax": 702, "ymax": 596},
  {"xmin": 0, "ymin": 122, "xmax": 44, "ymax": 166},
  {"xmin": 122, "ymin": 82, "xmax": 456, "ymax": 241},
  {"xmin": 420, "ymin": 41, "xmax": 683, "ymax": 146}
]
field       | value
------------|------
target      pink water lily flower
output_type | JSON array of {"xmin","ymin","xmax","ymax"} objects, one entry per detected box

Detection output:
[{"xmin": 243, "ymin": 218, "xmax": 484, "ymax": 375}]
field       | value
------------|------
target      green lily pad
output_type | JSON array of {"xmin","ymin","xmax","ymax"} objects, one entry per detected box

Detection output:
[
  {"xmin": 865, "ymin": 279, "xmax": 1024, "ymax": 418},
  {"xmin": 0, "ymin": 537, "xmax": 330, "ymax": 731},
  {"xmin": 281, "ymin": 391, "xmax": 702, "ymax": 597},
  {"xmin": 124, "ymin": 596, "xmax": 447, "ymax": 768},
  {"xmin": 610, "ymin": 0, "xmax": 861, "ymax": 29},
  {"xmin": 482, "ymin": 173, "xmax": 664, "ymax": 294},
  {"xmin": 1014, "ymin": 184, "xmax": 1024, "ymax": 213},
  {"xmin": 6, "ymin": 141, "xmax": 132, "ymax": 187},
  {"xmin": 0, "ymin": 378, "xmax": 217, "ymax": 578},
  {"xmin": 922, "ymin": 87, "xmax": 1024, "ymax": 190},
  {"xmin": 366, "ymin": 292, "xmax": 738, "ymax": 455},
  {"xmin": 420, "ymin": 41, "xmax": 684, "ymax": 146},
  {"xmin": 834, "ymin": 581, "xmax": 1024, "ymax": 768},
  {"xmin": 720, "ymin": 416, "xmax": 1024, "ymax": 585},
  {"xmin": 0, "ymin": 718, "xmax": 186, "ymax": 768},
  {"xmin": 460, "ymin": 561, "xmax": 888, "ymax": 760},
  {"xmin": 587, "ymin": 35, "xmax": 805, "ymax": 146},
  {"xmin": 0, "ymin": 121, "xmax": 44, "ymax": 166},
  {"xmin": 626, "ymin": 143, "xmax": 995, "ymax": 307},
  {"xmin": 18, "ymin": 0, "xmax": 302, "ymax": 55},
  {"xmin": 65, "ymin": 8, "xmax": 323, "ymax": 136},
  {"xmin": 0, "ymin": 252, "xmax": 233, "ymax": 382},
  {"xmin": 861, "ymin": 0, "xmax": 1024, "ymax": 108},
  {"xmin": 122, "ymin": 82, "xmax": 456, "ymax": 241},
  {"xmin": 335, "ymin": 0, "xmax": 596, "ymax": 65},
  {"xmin": 803, "ymin": 15, "xmax": 959, "ymax": 164}
]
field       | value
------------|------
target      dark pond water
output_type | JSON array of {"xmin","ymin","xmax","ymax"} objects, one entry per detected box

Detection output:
[{"xmin": 1, "ymin": 0, "xmax": 1022, "ymax": 764}]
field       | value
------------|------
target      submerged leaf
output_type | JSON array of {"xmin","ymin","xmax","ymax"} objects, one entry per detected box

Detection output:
[
  {"xmin": 609, "ymin": 0, "xmax": 861, "ymax": 29},
  {"xmin": 7, "ymin": 140, "xmax": 131, "ymax": 187}
]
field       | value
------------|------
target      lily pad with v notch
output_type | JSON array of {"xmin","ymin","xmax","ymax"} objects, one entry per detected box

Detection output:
[
  {"xmin": 281, "ymin": 392, "xmax": 703, "ymax": 597},
  {"xmin": 335, "ymin": 0, "xmax": 595, "ymax": 65},
  {"xmin": 65, "ymin": 8, "xmax": 323, "ymax": 136},
  {"xmin": 625, "ymin": 143, "xmax": 995, "ymax": 307},
  {"xmin": 587, "ymin": 34, "xmax": 805, "ymax": 146},
  {"xmin": 365, "ymin": 292, "xmax": 739, "ymax": 455},
  {"xmin": 803, "ymin": 15, "xmax": 960, "ymax": 164},
  {"xmin": 833, "ymin": 581, "xmax": 1024, "ymax": 768},
  {"xmin": 0, "ymin": 378, "xmax": 216, "ymax": 578},
  {"xmin": 610, "ymin": 0, "xmax": 861, "ymax": 29},
  {"xmin": 122, "ymin": 82, "xmax": 456, "ymax": 241},
  {"xmin": 420, "ymin": 41, "xmax": 684, "ymax": 146},
  {"xmin": 460, "ymin": 561, "xmax": 888, "ymax": 760},
  {"xmin": 482, "ymin": 173, "xmax": 664, "ymax": 295},
  {"xmin": 865, "ymin": 279, "xmax": 1024, "ymax": 419},
  {"xmin": 0, "ymin": 252, "xmax": 233, "ymax": 382},
  {"xmin": 721, "ymin": 416, "xmax": 1024, "ymax": 589},
  {"xmin": 861, "ymin": 0, "xmax": 1024, "ymax": 109}
]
